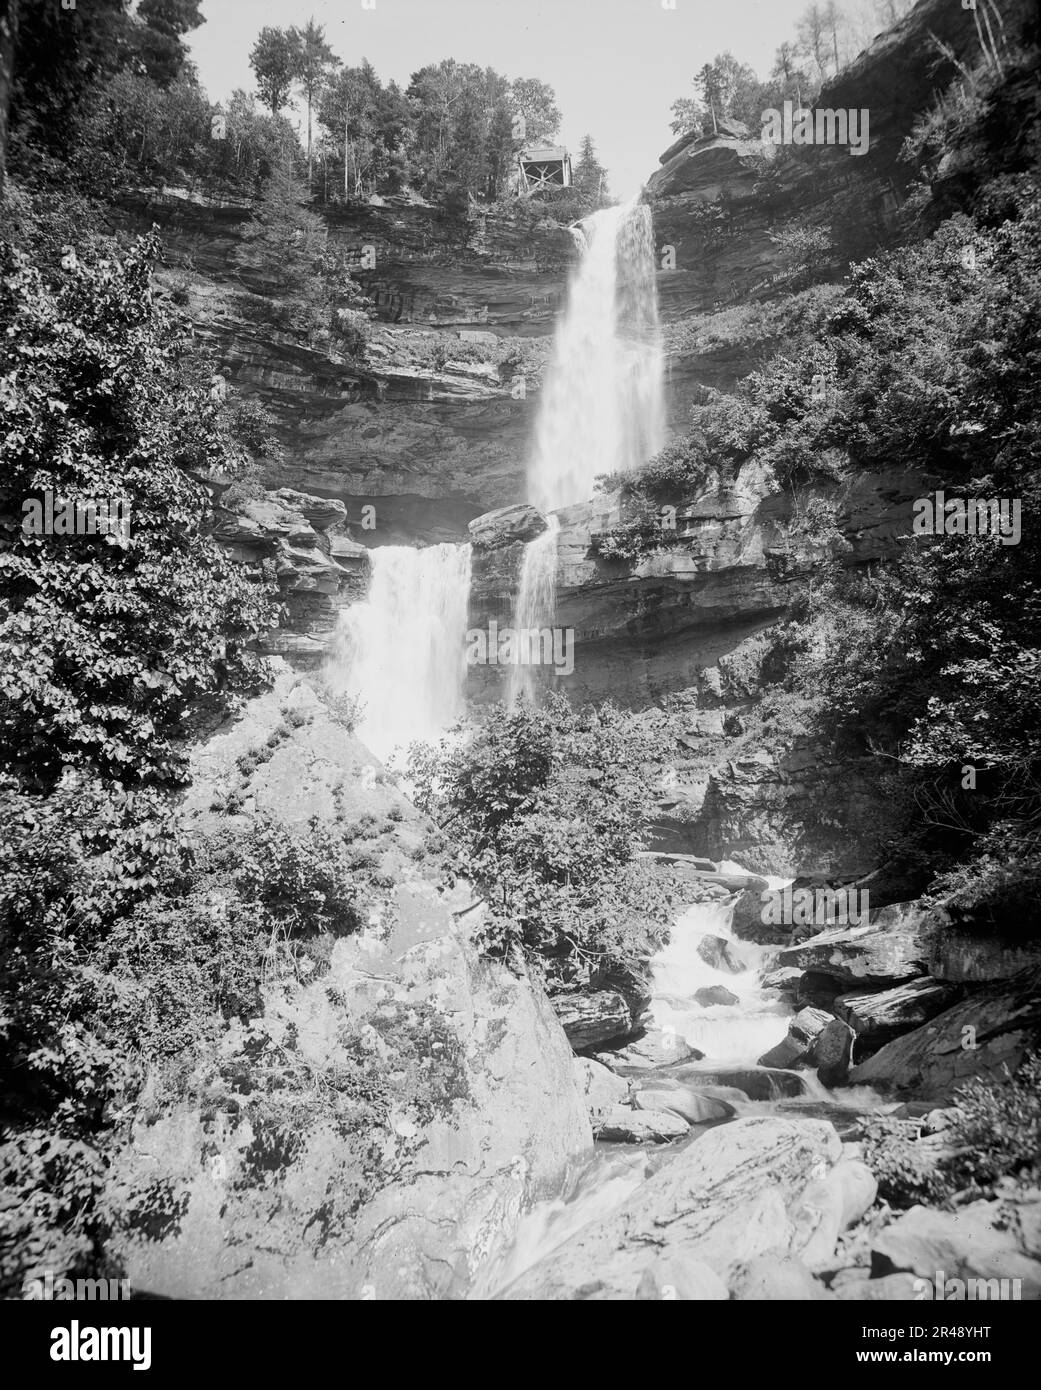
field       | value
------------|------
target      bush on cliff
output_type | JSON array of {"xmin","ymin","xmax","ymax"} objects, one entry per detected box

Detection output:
[
  {"xmin": 238, "ymin": 161, "xmax": 371, "ymax": 353},
  {"xmin": 408, "ymin": 693, "xmax": 678, "ymax": 992},
  {"xmin": 0, "ymin": 231, "xmax": 277, "ymax": 792},
  {"xmin": 860, "ymin": 1054, "xmax": 1041, "ymax": 1209},
  {"xmin": 0, "ymin": 789, "xmax": 380, "ymax": 1293}
]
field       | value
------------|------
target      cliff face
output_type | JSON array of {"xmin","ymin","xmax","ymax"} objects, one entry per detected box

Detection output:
[
  {"xmin": 648, "ymin": 0, "xmax": 982, "ymax": 312},
  {"xmin": 115, "ymin": 191, "xmax": 576, "ymax": 544},
  {"xmin": 158, "ymin": 0, "xmax": 1021, "ymax": 866},
  {"xmin": 648, "ymin": 0, "xmax": 987, "ymax": 423},
  {"xmin": 105, "ymin": 671, "xmax": 590, "ymax": 1299},
  {"xmin": 468, "ymin": 465, "xmax": 924, "ymax": 707}
]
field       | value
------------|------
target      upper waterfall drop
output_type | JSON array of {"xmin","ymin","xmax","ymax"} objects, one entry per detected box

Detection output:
[
  {"xmin": 327, "ymin": 542, "xmax": 472, "ymax": 763},
  {"xmin": 527, "ymin": 197, "xmax": 665, "ymax": 514}
]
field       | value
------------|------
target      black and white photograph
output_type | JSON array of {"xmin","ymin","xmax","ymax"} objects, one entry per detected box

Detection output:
[{"xmin": 1, "ymin": 0, "xmax": 1040, "ymax": 1348}]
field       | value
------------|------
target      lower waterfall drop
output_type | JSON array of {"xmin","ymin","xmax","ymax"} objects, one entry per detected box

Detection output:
[
  {"xmin": 327, "ymin": 542, "xmax": 472, "ymax": 762},
  {"xmin": 507, "ymin": 516, "xmax": 559, "ymax": 708}
]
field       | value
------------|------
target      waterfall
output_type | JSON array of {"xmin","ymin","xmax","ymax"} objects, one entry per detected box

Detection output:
[
  {"xmin": 507, "ymin": 515, "xmax": 559, "ymax": 707},
  {"xmin": 328, "ymin": 543, "xmax": 472, "ymax": 762},
  {"xmin": 510, "ymin": 198, "xmax": 664, "ymax": 706},
  {"xmin": 528, "ymin": 198, "xmax": 665, "ymax": 515},
  {"xmin": 649, "ymin": 897, "xmax": 791, "ymax": 1063}
]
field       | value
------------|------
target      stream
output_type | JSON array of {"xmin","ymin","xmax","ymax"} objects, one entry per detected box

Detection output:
[{"xmin": 471, "ymin": 873, "xmax": 889, "ymax": 1298}]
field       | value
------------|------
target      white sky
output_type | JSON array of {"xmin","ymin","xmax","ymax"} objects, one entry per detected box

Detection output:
[{"xmin": 186, "ymin": 0, "xmax": 887, "ymax": 198}]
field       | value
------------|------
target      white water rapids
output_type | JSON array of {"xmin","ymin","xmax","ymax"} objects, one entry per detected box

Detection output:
[{"xmin": 472, "ymin": 884, "xmax": 886, "ymax": 1298}]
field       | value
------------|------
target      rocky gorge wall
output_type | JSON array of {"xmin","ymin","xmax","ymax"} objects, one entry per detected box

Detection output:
[
  {"xmin": 114, "ymin": 189, "xmax": 573, "ymax": 542},
  {"xmin": 146, "ymin": 0, "xmax": 1023, "ymax": 878}
]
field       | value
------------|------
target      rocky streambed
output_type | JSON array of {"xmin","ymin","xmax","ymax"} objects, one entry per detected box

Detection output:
[{"xmin": 468, "ymin": 866, "xmax": 1041, "ymax": 1301}]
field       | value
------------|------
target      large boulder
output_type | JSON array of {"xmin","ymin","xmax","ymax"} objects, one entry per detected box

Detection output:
[
  {"xmin": 694, "ymin": 985, "xmax": 740, "ymax": 1007},
  {"xmin": 500, "ymin": 1117, "xmax": 843, "ymax": 1298},
  {"xmin": 551, "ymin": 990, "xmax": 634, "ymax": 1052},
  {"xmin": 871, "ymin": 1201, "xmax": 1041, "ymax": 1298},
  {"xmin": 728, "ymin": 883, "xmax": 786, "ymax": 944},
  {"xmin": 836, "ymin": 978, "xmax": 963, "ymax": 1040},
  {"xmin": 759, "ymin": 1006, "xmax": 832, "ymax": 1068},
  {"xmin": 633, "ymin": 1087, "xmax": 735, "ymax": 1125},
  {"xmin": 697, "ymin": 934, "xmax": 745, "ymax": 974},
  {"xmin": 596, "ymin": 959, "xmax": 654, "ymax": 1031},
  {"xmin": 773, "ymin": 902, "xmax": 932, "ymax": 988},
  {"xmin": 759, "ymin": 1008, "xmax": 854, "ymax": 1086},
  {"xmin": 574, "ymin": 1057, "xmax": 630, "ymax": 1132},
  {"xmin": 467, "ymin": 503, "xmax": 547, "ymax": 550},
  {"xmin": 657, "ymin": 1062, "xmax": 808, "ymax": 1100},
  {"xmin": 761, "ymin": 967, "xmax": 803, "ymax": 994},
  {"xmin": 598, "ymin": 1105, "xmax": 689, "ymax": 1143},
  {"xmin": 589, "ymin": 1030, "xmax": 704, "ymax": 1071},
  {"xmin": 815, "ymin": 1017, "xmax": 856, "ymax": 1087},
  {"xmin": 849, "ymin": 974, "xmax": 1041, "ymax": 1099}
]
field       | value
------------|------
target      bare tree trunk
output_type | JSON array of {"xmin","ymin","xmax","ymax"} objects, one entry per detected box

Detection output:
[
  {"xmin": 307, "ymin": 89, "xmax": 313, "ymax": 184},
  {"xmin": 0, "ymin": 0, "xmax": 20, "ymax": 197}
]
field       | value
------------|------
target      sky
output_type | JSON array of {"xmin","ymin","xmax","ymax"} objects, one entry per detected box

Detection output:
[{"xmin": 186, "ymin": 0, "xmax": 884, "ymax": 199}]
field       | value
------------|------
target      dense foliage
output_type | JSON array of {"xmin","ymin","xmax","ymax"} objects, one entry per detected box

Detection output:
[
  {"xmin": 408, "ymin": 695, "xmax": 678, "ymax": 992},
  {"xmin": 861, "ymin": 1052, "xmax": 1041, "ymax": 1209},
  {"xmin": 668, "ymin": 3, "xmax": 917, "ymax": 139},
  {"xmin": 0, "ymin": 231, "xmax": 276, "ymax": 791},
  {"xmin": 0, "ymin": 223, "xmax": 279, "ymax": 1292}
]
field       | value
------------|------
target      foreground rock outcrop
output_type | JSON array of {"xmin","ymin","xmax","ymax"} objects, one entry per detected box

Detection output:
[
  {"xmin": 103, "ymin": 671, "xmax": 591, "ymax": 1299},
  {"xmin": 499, "ymin": 1117, "xmax": 843, "ymax": 1298},
  {"xmin": 849, "ymin": 971, "xmax": 1041, "ymax": 1100}
]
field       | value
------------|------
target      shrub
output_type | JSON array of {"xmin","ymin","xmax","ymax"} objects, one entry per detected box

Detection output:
[
  {"xmin": 220, "ymin": 817, "xmax": 366, "ymax": 940},
  {"xmin": 408, "ymin": 693, "xmax": 680, "ymax": 989},
  {"xmin": 946, "ymin": 1054, "xmax": 1041, "ymax": 1191},
  {"xmin": 859, "ymin": 1116, "xmax": 954, "ymax": 1209},
  {"xmin": 859, "ymin": 1054, "xmax": 1041, "ymax": 1211},
  {"xmin": 0, "ymin": 232, "xmax": 277, "ymax": 792}
]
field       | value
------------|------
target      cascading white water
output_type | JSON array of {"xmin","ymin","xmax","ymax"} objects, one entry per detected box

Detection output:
[
  {"xmin": 650, "ymin": 897, "xmax": 791, "ymax": 1063},
  {"xmin": 507, "ymin": 515, "xmax": 559, "ymax": 707},
  {"xmin": 528, "ymin": 198, "xmax": 665, "ymax": 513},
  {"xmin": 509, "ymin": 198, "xmax": 665, "ymax": 707},
  {"xmin": 470, "ymin": 865, "xmax": 890, "ymax": 1296},
  {"xmin": 327, "ymin": 543, "xmax": 472, "ymax": 762}
]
